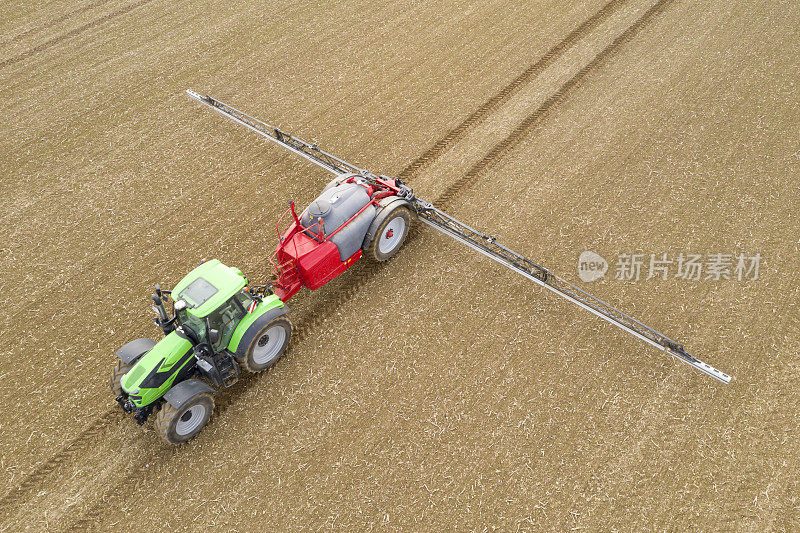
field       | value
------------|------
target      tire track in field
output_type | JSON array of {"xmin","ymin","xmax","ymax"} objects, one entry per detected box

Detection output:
[
  {"xmin": 0, "ymin": 0, "xmax": 115, "ymax": 50},
  {"xmin": 4, "ymin": 0, "xmax": 675, "ymax": 528},
  {"xmin": 0, "ymin": 0, "xmax": 155, "ymax": 71},
  {"xmin": 396, "ymin": 0, "xmax": 627, "ymax": 181},
  {"xmin": 436, "ymin": 0, "xmax": 675, "ymax": 210},
  {"xmin": 0, "ymin": 409, "xmax": 118, "ymax": 522}
]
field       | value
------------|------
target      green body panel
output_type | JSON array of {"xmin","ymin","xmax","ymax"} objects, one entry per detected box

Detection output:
[
  {"xmin": 121, "ymin": 332, "xmax": 193, "ymax": 407},
  {"xmin": 227, "ymin": 294, "xmax": 285, "ymax": 352},
  {"xmin": 172, "ymin": 259, "xmax": 247, "ymax": 318}
]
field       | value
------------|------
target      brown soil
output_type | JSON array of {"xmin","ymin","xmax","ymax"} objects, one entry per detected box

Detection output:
[{"xmin": 1, "ymin": 0, "xmax": 798, "ymax": 530}]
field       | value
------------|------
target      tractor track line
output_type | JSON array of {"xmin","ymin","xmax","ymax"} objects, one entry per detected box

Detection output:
[
  {"xmin": 0, "ymin": 409, "xmax": 118, "ymax": 521},
  {"xmin": 68, "ymin": 444, "xmax": 177, "ymax": 532},
  {"xmin": 436, "ymin": 0, "xmax": 675, "ymax": 211},
  {"xmin": 0, "ymin": 0, "xmax": 155, "ymax": 71},
  {"xmin": 4, "ymin": 1, "xmax": 674, "ymax": 527},
  {"xmin": 0, "ymin": 0, "xmax": 115, "ymax": 50},
  {"xmin": 396, "ymin": 0, "xmax": 628, "ymax": 181}
]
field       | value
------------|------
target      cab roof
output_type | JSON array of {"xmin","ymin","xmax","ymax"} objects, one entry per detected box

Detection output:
[{"xmin": 172, "ymin": 259, "xmax": 247, "ymax": 318}]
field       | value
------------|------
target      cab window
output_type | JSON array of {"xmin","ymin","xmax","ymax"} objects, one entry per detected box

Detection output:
[{"xmin": 206, "ymin": 297, "xmax": 246, "ymax": 349}]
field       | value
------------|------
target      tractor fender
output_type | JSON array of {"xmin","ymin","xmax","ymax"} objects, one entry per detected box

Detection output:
[
  {"xmin": 162, "ymin": 378, "xmax": 215, "ymax": 409},
  {"xmin": 115, "ymin": 338, "xmax": 157, "ymax": 365},
  {"xmin": 228, "ymin": 298, "xmax": 291, "ymax": 356},
  {"xmin": 361, "ymin": 196, "xmax": 413, "ymax": 251}
]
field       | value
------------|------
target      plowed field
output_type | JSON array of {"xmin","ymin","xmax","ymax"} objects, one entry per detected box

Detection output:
[{"xmin": 1, "ymin": 0, "xmax": 798, "ymax": 530}]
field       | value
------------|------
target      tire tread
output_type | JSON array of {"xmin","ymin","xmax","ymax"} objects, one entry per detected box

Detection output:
[
  {"xmin": 110, "ymin": 360, "xmax": 131, "ymax": 397},
  {"xmin": 154, "ymin": 392, "xmax": 215, "ymax": 445}
]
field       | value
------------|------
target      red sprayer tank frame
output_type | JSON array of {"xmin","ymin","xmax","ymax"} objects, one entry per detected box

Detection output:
[{"xmin": 270, "ymin": 176, "xmax": 402, "ymax": 302}]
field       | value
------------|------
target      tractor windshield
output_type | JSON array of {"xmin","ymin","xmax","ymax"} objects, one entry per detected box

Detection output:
[
  {"xmin": 205, "ymin": 294, "xmax": 248, "ymax": 350},
  {"xmin": 176, "ymin": 306, "xmax": 207, "ymax": 341}
]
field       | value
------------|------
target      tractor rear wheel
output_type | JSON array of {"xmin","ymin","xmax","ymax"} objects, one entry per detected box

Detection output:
[
  {"xmin": 155, "ymin": 393, "xmax": 214, "ymax": 445},
  {"xmin": 110, "ymin": 360, "xmax": 131, "ymax": 397},
  {"xmin": 236, "ymin": 317, "xmax": 292, "ymax": 373},
  {"xmin": 367, "ymin": 206, "xmax": 411, "ymax": 262}
]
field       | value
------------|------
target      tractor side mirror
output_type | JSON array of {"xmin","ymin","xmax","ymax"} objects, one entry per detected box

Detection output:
[
  {"xmin": 208, "ymin": 329, "xmax": 220, "ymax": 345},
  {"xmin": 151, "ymin": 294, "xmax": 167, "ymax": 322}
]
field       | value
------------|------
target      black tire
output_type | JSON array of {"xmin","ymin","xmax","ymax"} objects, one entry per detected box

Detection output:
[
  {"xmin": 110, "ymin": 360, "xmax": 131, "ymax": 397},
  {"xmin": 235, "ymin": 317, "xmax": 292, "ymax": 373},
  {"xmin": 154, "ymin": 393, "xmax": 214, "ymax": 445},
  {"xmin": 367, "ymin": 207, "xmax": 411, "ymax": 262}
]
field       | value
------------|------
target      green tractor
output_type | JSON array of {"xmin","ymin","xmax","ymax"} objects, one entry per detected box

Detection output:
[{"xmin": 111, "ymin": 259, "xmax": 291, "ymax": 444}]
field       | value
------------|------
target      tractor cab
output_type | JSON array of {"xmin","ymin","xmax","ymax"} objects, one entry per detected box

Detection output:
[{"xmin": 171, "ymin": 259, "xmax": 251, "ymax": 350}]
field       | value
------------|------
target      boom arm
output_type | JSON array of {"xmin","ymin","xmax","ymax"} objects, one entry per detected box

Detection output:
[
  {"xmin": 414, "ymin": 202, "xmax": 731, "ymax": 383},
  {"xmin": 187, "ymin": 90, "xmax": 361, "ymax": 176},
  {"xmin": 186, "ymin": 90, "xmax": 732, "ymax": 384}
]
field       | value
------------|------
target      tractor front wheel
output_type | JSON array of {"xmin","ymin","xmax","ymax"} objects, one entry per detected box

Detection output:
[
  {"xmin": 236, "ymin": 317, "xmax": 292, "ymax": 373},
  {"xmin": 155, "ymin": 393, "xmax": 214, "ymax": 445},
  {"xmin": 110, "ymin": 360, "xmax": 131, "ymax": 397},
  {"xmin": 367, "ymin": 207, "xmax": 411, "ymax": 262}
]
